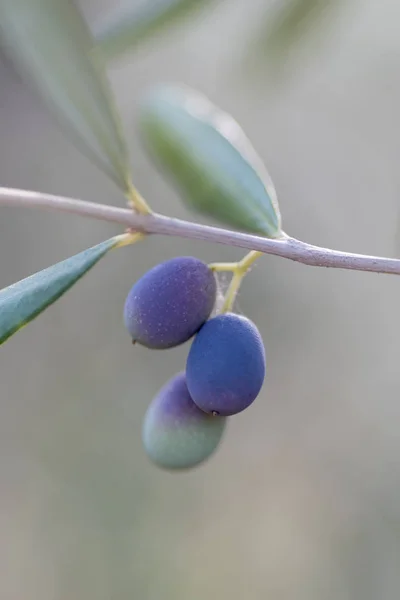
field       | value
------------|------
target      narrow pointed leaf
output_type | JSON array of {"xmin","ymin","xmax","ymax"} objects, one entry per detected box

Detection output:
[
  {"xmin": 94, "ymin": 0, "xmax": 214, "ymax": 61},
  {"xmin": 0, "ymin": 0, "xmax": 131, "ymax": 191},
  {"xmin": 139, "ymin": 85, "xmax": 282, "ymax": 237},
  {"xmin": 0, "ymin": 237, "xmax": 118, "ymax": 345}
]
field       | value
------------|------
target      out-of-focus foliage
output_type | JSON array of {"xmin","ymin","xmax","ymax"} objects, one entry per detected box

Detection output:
[
  {"xmin": 93, "ymin": 0, "xmax": 346, "ymax": 71},
  {"xmin": 94, "ymin": 0, "xmax": 218, "ymax": 61},
  {"xmin": 249, "ymin": 0, "xmax": 345, "ymax": 67},
  {"xmin": 0, "ymin": 0, "xmax": 131, "ymax": 191}
]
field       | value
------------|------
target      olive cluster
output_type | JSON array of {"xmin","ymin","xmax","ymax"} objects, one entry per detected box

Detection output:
[{"xmin": 124, "ymin": 256, "xmax": 266, "ymax": 470}]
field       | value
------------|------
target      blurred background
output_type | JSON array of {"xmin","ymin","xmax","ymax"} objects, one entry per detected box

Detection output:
[{"xmin": 2, "ymin": 0, "xmax": 400, "ymax": 598}]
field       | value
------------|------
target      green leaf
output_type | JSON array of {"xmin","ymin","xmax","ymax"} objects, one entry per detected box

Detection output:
[
  {"xmin": 248, "ymin": 0, "xmax": 342, "ymax": 69},
  {"xmin": 0, "ymin": 0, "xmax": 131, "ymax": 191},
  {"xmin": 94, "ymin": 0, "xmax": 214, "ymax": 61},
  {"xmin": 139, "ymin": 84, "xmax": 282, "ymax": 238},
  {"xmin": 0, "ymin": 237, "xmax": 118, "ymax": 345}
]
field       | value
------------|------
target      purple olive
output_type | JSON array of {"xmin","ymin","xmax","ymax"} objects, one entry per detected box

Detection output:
[
  {"xmin": 186, "ymin": 313, "xmax": 266, "ymax": 416},
  {"xmin": 124, "ymin": 256, "xmax": 216, "ymax": 349}
]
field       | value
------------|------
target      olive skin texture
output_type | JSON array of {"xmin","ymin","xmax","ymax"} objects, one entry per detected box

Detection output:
[
  {"xmin": 142, "ymin": 372, "xmax": 226, "ymax": 470},
  {"xmin": 186, "ymin": 313, "xmax": 266, "ymax": 416},
  {"xmin": 123, "ymin": 256, "xmax": 216, "ymax": 349}
]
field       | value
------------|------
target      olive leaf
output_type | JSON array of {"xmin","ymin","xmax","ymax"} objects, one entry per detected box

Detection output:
[
  {"xmin": 94, "ymin": 0, "xmax": 215, "ymax": 61},
  {"xmin": 0, "ymin": 0, "xmax": 131, "ymax": 191},
  {"xmin": 248, "ymin": 0, "xmax": 343, "ymax": 68},
  {"xmin": 0, "ymin": 237, "xmax": 118, "ymax": 345},
  {"xmin": 139, "ymin": 84, "xmax": 282, "ymax": 238}
]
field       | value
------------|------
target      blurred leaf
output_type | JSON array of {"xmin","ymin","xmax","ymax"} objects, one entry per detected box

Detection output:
[
  {"xmin": 94, "ymin": 0, "xmax": 215, "ymax": 61},
  {"xmin": 139, "ymin": 84, "xmax": 282, "ymax": 237},
  {"xmin": 249, "ymin": 0, "xmax": 343, "ymax": 69},
  {"xmin": 0, "ymin": 237, "xmax": 118, "ymax": 345},
  {"xmin": 0, "ymin": 0, "xmax": 131, "ymax": 191}
]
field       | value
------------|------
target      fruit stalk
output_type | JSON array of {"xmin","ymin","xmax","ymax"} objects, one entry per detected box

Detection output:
[{"xmin": 210, "ymin": 250, "xmax": 263, "ymax": 313}]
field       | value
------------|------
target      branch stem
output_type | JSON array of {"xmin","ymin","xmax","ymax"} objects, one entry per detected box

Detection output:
[{"xmin": 1, "ymin": 186, "xmax": 400, "ymax": 276}]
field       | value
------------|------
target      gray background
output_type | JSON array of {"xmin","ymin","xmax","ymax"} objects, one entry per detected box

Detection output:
[{"xmin": 1, "ymin": 1, "xmax": 400, "ymax": 598}]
